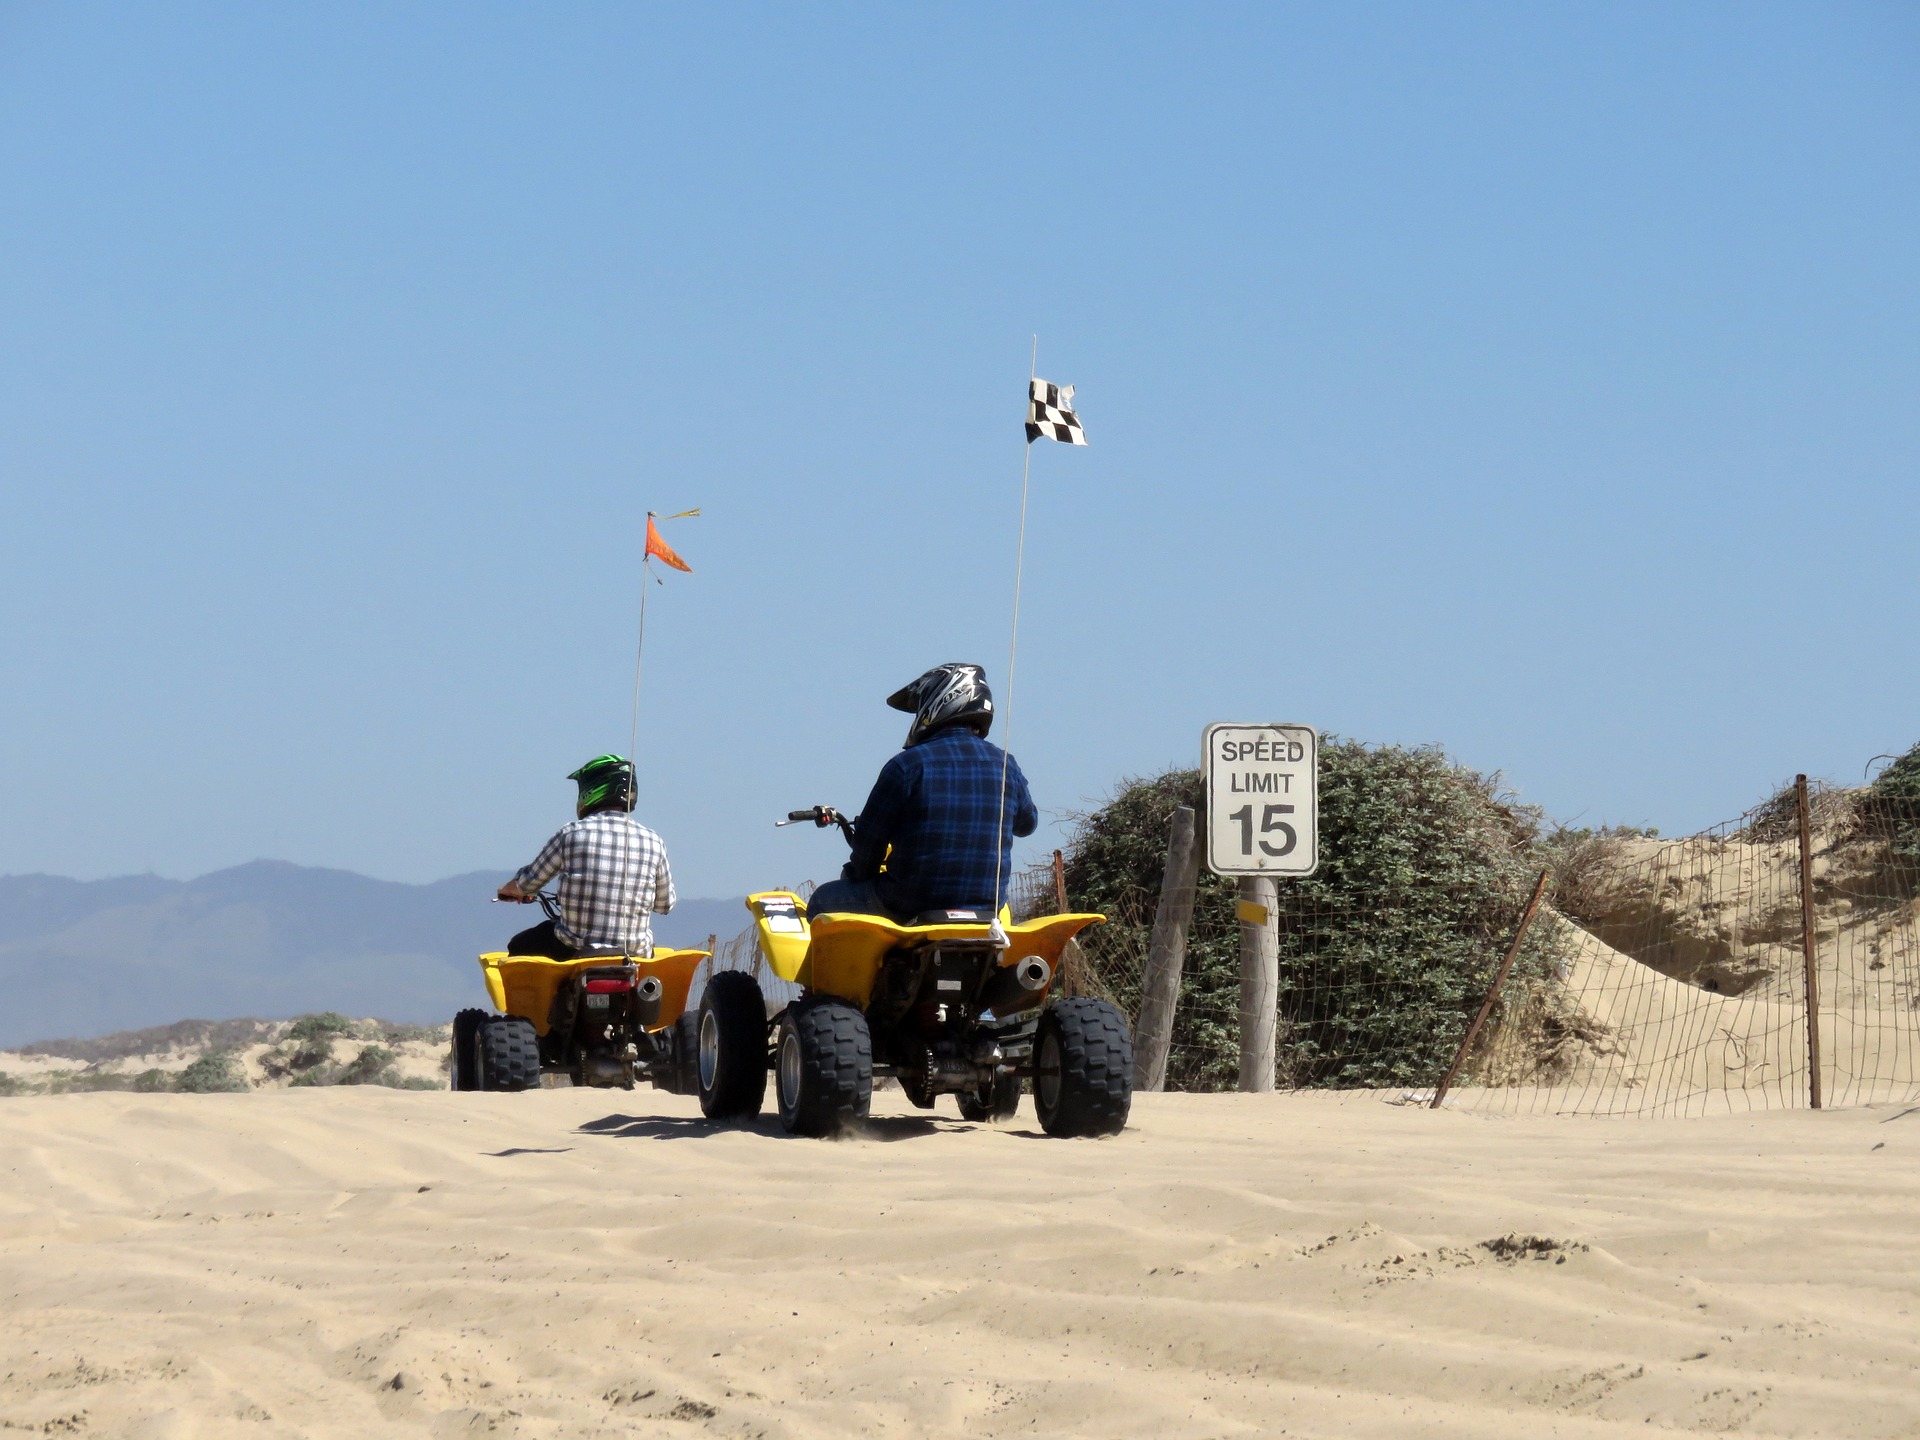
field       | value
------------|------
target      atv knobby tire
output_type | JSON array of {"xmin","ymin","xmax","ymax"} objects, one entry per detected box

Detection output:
[
  {"xmin": 1033, "ymin": 998, "xmax": 1132, "ymax": 1137},
  {"xmin": 698, "ymin": 970, "xmax": 768, "ymax": 1121},
  {"xmin": 775, "ymin": 998, "xmax": 872, "ymax": 1137},
  {"xmin": 956, "ymin": 1070, "xmax": 1021, "ymax": 1123},
  {"xmin": 450, "ymin": 1008, "xmax": 489, "ymax": 1091},
  {"xmin": 670, "ymin": 1010, "xmax": 702, "ymax": 1096},
  {"xmin": 476, "ymin": 1015, "xmax": 541, "ymax": 1092}
]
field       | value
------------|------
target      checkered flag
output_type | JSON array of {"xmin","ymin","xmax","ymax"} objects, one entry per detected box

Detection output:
[{"xmin": 1025, "ymin": 379, "xmax": 1088, "ymax": 446}]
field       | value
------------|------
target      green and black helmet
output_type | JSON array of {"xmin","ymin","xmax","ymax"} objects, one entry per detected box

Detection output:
[{"xmin": 568, "ymin": 755, "xmax": 635, "ymax": 816}]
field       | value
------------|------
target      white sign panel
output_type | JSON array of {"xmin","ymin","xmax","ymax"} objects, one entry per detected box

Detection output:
[{"xmin": 1203, "ymin": 723, "xmax": 1319, "ymax": 877}]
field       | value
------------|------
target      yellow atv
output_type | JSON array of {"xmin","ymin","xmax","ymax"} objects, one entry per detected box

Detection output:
[
  {"xmin": 695, "ymin": 806, "xmax": 1133, "ymax": 1138},
  {"xmin": 453, "ymin": 892, "xmax": 710, "ymax": 1092}
]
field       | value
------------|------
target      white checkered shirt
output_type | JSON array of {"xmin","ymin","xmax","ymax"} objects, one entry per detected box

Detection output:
[{"xmin": 514, "ymin": 811, "xmax": 675, "ymax": 955}]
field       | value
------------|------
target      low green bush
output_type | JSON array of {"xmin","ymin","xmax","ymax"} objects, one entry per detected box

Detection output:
[
  {"xmin": 1867, "ymin": 742, "xmax": 1920, "ymax": 865},
  {"xmin": 176, "ymin": 1053, "xmax": 250, "ymax": 1093},
  {"xmin": 336, "ymin": 1045, "xmax": 394, "ymax": 1086},
  {"xmin": 284, "ymin": 1012, "xmax": 356, "ymax": 1043}
]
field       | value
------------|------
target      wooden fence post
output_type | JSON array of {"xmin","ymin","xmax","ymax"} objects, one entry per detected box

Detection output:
[
  {"xmin": 1795, "ymin": 774, "xmax": 1823, "ymax": 1110},
  {"xmin": 1131, "ymin": 805, "xmax": 1201, "ymax": 1092},
  {"xmin": 1050, "ymin": 848, "xmax": 1094, "ymax": 997},
  {"xmin": 1236, "ymin": 875, "xmax": 1278, "ymax": 1092},
  {"xmin": 1431, "ymin": 869, "xmax": 1551, "ymax": 1109}
]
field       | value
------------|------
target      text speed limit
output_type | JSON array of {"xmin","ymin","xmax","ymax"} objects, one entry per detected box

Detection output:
[{"xmin": 1203, "ymin": 723, "xmax": 1319, "ymax": 877}]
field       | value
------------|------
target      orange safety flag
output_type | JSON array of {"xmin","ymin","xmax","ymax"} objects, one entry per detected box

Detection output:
[{"xmin": 644, "ymin": 514, "xmax": 692, "ymax": 572}]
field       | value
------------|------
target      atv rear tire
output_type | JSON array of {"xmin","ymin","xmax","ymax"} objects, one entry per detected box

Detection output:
[
  {"xmin": 775, "ymin": 999, "xmax": 872, "ymax": 1137},
  {"xmin": 697, "ymin": 970, "xmax": 767, "ymax": 1121},
  {"xmin": 1033, "ymin": 998, "xmax": 1132, "ymax": 1137},
  {"xmin": 956, "ymin": 1070, "xmax": 1021, "ymax": 1123},
  {"xmin": 670, "ymin": 1010, "xmax": 702, "ymax": 1096},
  {"xmin": 476, "ymin": 1015, "xmax": 541, "ymax": 1092},
  {"xmin": 450, "ymin": 1008, "xmax": 489, "ymax": 1091}
]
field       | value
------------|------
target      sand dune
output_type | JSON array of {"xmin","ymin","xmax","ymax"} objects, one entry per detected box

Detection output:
[{"xmin": 2, "ymin": 1087, "xmax": 1916, "ymax": 1437}]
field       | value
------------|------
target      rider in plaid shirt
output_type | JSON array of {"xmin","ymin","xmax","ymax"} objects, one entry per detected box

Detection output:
[{"xmin": 496, "ymin": 756, "xmax": 675, "ymax": 958}]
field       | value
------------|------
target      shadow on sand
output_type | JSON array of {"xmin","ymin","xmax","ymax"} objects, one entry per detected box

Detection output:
[{"xmin": 575, "ymin": 1111, "xmax": 1028, "ymax": 1143}]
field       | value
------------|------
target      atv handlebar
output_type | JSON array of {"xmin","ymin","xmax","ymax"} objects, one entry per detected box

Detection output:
[
  {"xmin": 492, "ymin": 890, "xmax": 562, "ymax": 920},
  {"xmin": 776, "ymin": 805, "xmax": 856, "ymax": 844}
]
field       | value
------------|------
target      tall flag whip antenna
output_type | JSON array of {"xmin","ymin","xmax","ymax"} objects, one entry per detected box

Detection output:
[
  {"xmin": 990, "ymin": 339, "xmax": 1089, "ymax": 945},
  {"xmin": 629, "ymin": 508, "xmax": 698, "ymax": 771}
]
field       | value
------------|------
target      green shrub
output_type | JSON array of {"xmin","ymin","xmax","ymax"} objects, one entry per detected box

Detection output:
[
  {"xmin": 336, "ymin": 1045, "xmax": 395, "ymax": 1086},
  {"xmin": 0, "ymin": 1073, "xmax": 29, "ymax": 1098},
  {"xmin": 1867, "ymin": 742, "xmax": 1920, "ymax": 865},
  {"xmin": 286, "ymin": 1038, "xmax": 335, "ymax": 1072},
  {"xmin": 366, "ymin": 1022, "xmax": 439, "ymax": 1045},
  {"xmin": 176, "ymin": 1053, "xmax": 250, "ymax": 1093},
  {"xmin": 284, "ymin": 1012, "xmax": 356, "ymax": 1042},
  {"xmin": 1063, "ymin": 740, "xmax": 1563, "ymax": 1090}
]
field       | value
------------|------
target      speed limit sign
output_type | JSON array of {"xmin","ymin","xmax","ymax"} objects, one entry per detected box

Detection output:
[{"xmin": 1203, "ymin": 723, "xmax": 1318, "ymax": 877}]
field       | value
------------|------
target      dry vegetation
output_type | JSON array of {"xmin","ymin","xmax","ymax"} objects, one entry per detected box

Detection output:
[{"xmin": 0, "ymin": 1013, "xmax": 450, "ymax": 1096}]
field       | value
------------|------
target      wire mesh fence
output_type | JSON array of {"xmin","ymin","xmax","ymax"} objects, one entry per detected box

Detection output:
[
  {"xmin": 1463, "ymin": 788, "xmax": 1920, "ymax": 1116},
  {"xmin": 1023, "ymin": 785, "xmax": 1920, "ymax": 1118},
  {"xmin": 691, "ymin": 884, "xmax": 807, "ymax": 1014}
]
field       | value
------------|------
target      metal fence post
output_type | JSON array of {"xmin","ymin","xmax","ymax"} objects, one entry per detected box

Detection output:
[
  {"xmin": 1795, "ymin": 774, "xmax": 1823, "ymax": 1110},
  {"xmin": 1431, "ymin": 869, "xmax": 1551, "ymax": 1109},
  {"xmin": 1132, "ymin": 805, "xmax": 1201, "ymax": 1092}
]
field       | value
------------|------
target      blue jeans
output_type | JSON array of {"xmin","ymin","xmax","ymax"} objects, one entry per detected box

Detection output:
[{"xmin": 805, "ymin": 877, "xmax": 912, "ymax": 924}]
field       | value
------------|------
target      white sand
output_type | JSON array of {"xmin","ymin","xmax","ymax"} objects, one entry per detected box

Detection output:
[{"xmin": 3, "ymin": 1087, "xmax": 1917, "ymax": 1437}]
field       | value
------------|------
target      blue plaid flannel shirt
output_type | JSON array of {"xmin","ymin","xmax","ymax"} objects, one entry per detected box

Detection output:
[{"xmin": 846, "ymin": 726, "xmax": 1039, "ymax": 915}]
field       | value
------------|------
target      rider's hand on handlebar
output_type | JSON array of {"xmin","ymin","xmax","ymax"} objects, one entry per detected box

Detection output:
[{"xmin": 495, "ymin": 882, "xmax": 534, "ymax": 904}]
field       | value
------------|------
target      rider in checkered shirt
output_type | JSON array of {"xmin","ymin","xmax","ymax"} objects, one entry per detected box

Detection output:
[{"xmin": 495, "ymin": 755, "xmax": 675, "ymax": 958}]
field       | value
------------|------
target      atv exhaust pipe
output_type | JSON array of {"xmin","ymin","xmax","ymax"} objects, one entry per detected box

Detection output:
[
  {"xmin": 632, "ymin": 973, "xmax": 664, "ymax": 1029},
  {"xmin": 979, "ymin": 955, "xmax": 1052, "ymax": 1016}
]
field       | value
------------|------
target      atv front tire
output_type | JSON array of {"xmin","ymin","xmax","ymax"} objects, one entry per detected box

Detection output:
[
  {"xmin": 697, "ymin": 970, "xmax": 767, "ymax": 1121},
  {"xmin": 450, "ymin": 1008, "xmax": 489, "ymax": 1091},
  {"xmin": 956, "ymin": 1070, "xmax": 1021, "ymax": 1123},
  {"xmin": 775, "ymin": 998, "xmax": 872, "ymax": 1137},
  {"xmin": 476, "ymin": 1015, "xmax": 541, "ymax": 1092},
  {"xmin": 1033, "ymin": 998, "xmax": 1132, "ymax": 1138}
]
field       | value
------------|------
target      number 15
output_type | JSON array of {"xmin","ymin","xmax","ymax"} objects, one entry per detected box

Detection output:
[{"xmin": 1228, "ymin": 803, "xmax": 1296, "ymax": 857}]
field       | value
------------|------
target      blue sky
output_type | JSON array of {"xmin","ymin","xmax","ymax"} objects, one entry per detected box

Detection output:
[{"xmin": 2, "ymin": 3, "xmax": 1915, "ymax": 896}]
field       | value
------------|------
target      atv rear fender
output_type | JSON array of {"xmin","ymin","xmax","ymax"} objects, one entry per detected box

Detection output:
[
  {"xmin": 745, "ymin": 890, "xmax": 1103, "ymax": 1009},
  {"xmin": 476, "ymin": 948, "xmax": 708, "ymax": 1036}
]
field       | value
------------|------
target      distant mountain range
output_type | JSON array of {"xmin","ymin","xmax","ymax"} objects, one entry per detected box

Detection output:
[{"xmin": 0, "ymin": 862, "xmax": 745, "ymax": 1048}]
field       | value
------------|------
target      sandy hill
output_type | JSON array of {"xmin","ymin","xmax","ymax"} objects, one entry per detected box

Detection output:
[
  {"xmin": 1464, "ymin": 804, "xmax": 1920, "ymax": 1112},
  {"xmin": 0, "ymin": 1014, "xmax": 453, "ymax": 1095}
]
